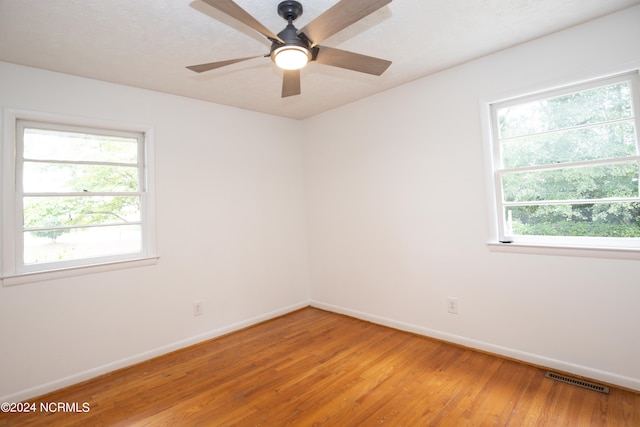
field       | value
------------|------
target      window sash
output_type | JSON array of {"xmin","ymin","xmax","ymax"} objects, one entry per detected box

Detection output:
[
  {"xmin": 12, "ymin": 119, "xmax": 150, "ymax": 274},
  {"xmin": 490, "ymin": 71, "xmax": 640, "ymax": 246}
]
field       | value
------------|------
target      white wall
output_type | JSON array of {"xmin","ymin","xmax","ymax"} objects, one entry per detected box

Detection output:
[
  {"xmin": 304, "ymin": 6, "xmax": 640, "ymax": 391},
  {"xmin": 0, "ymin": 62, "xmax": 310, "ymax": 400}
]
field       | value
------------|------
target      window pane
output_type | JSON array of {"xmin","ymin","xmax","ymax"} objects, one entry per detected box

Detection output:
[
  {"xmin": 24, "ymin": 196, "xmax": 141, "ymax": 228},
  {"xmin": 502, "ymin": 162, "xmax": 640, "ymax": 202},
  {"xmin": 23, "ymin": 128, "xmax": 138, "ymax": 163},
  {"xmin": 504, "ymin": 202, "xmax": 640, "ymax": 237},
  {"xmin": 23, "ymin": 224, "xmax": 142, "ymax": 265},
  {"xmin": 23, "ymin": 162, "xmax": 139, "ymax": 193},
  {"xmin": 501, "ymin": 121, "xmax": 637, "ymax": 168},
  {"xmin": 497, "ymin": 82, "xmax": 633, "ymax": 139}
]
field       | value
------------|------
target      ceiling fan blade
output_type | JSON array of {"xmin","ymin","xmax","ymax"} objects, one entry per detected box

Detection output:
[
  {"xmin": 282, "ymin": 69, "xmax": 301, "ymax": 97},
  {"xmin": 186, "ymin": 56, "xmax": 262, "ymax": 73},
  {"xmin": 299, "ymin": 0, "xmax": 391, "ymax": 46},
  {"xmin": 314, "ymin": 46, "xmax": 391, "ymax": 75},
  {"xmin": 201, "ymin": 0, "xmax": 283, "ymax": 42}
]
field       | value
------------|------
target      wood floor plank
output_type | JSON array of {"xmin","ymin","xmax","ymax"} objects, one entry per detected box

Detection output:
[{"xmin": 1, "ymin": 307, "xmax": 638, "ymax": 426}]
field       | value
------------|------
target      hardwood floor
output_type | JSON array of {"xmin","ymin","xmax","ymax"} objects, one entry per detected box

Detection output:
[{"xmin": 1, "ymin": 307, "xmax": 638, "ymax": 426}]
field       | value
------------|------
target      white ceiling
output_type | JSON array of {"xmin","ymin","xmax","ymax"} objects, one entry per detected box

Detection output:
[{"xmin": 1, "ymin": 0, "xmax": 639, "ymax": 119}]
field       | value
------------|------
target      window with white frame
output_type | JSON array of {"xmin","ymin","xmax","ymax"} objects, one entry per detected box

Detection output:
[
  {"xmin": 488, "ymin": 71, "xmax": 640, "ymax": 250},
  {"xmin": 2, "ymin": 112, "xmax": 156, "ymax": 282}
]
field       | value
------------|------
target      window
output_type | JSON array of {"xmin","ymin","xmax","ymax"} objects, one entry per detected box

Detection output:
[
  {"xmin": 487, "ymin": 71, "xmax": 640, "ymax": 253},
  {"xmin": 2, "ymin": 111, "xmax": 156, "ymax": 284}
]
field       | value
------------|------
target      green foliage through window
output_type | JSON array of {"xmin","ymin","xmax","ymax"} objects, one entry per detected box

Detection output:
[
  {"xmin": 19, "ymin": 123, "xmax": 144, "ymax": 264},
  {"xmin": 492, "ymin": 73, "xmax": 640, "ymax": 241}
]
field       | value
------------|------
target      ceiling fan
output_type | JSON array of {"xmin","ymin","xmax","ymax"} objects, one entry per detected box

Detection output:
[{"xmin": 187, "ymin": 0, "xmax": 392, "ymax": 97}]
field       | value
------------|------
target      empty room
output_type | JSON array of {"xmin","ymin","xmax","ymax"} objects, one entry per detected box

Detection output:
[{"xmin": 1, "ymin": 0, "xmax": 639, "ymax": 425}]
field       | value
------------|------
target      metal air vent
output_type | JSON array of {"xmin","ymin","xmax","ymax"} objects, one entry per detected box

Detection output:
[{"xmin": 545, "ymin": 371, "xmax": 610, "ymax": 394}]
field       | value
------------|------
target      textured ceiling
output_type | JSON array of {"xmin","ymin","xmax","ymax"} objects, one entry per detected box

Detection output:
[{"xmin": 1, "ymin": 0, "xmax": 639, "ymax": 119}]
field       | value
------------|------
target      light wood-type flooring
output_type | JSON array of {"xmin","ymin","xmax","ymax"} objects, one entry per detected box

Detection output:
[{"xmin": 1, "ymin": 307, "xmax": 638, "ymax": 426}]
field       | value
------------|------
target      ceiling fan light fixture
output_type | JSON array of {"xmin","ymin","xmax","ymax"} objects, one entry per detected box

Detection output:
[{"xmin": 272, "ymin": 45, "xmax": 311, "ymax": 70}]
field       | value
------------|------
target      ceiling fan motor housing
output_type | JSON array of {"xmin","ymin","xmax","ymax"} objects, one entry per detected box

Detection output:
[
  {"xmin": 271, "ymin": 1, "xmax": 313, "ymax": 67},
  {"xmin": 274, "ymin": 23, "xmax": 308, "ymax": 49}
]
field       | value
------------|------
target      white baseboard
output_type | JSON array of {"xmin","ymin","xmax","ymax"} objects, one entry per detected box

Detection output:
[
  {"xmin": 2, "ymin": 300, "xmax": 310, "ymax": 403},
  {"xmin": 310, "ymin": 300, "xmax": 640, "ymax": 392}
]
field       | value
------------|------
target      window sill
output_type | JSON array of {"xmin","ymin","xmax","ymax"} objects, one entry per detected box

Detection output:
[
  {"xmin": 487, "ymin": 242, "xmax": 640, "ymax": 260},
  {"xmin": 1, "ymin": 256, "xmax": 159, "ymax": 287}
]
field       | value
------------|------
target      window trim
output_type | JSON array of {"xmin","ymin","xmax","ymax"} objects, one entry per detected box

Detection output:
[
  {"xmin": 481, "ymin": 70, "xmax": 640, "ymax": 259},
  {"xmin": 2, "ymin": 108, "xmax": 158, "ymax": 286}
]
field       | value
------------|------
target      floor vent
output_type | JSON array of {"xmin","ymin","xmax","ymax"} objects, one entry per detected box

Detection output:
[{"xmin": 545, "ymin": 372, "xmax": 610, "ymax": 394}]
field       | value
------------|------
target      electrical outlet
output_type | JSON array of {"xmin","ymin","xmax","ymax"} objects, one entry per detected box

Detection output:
[
  {"xmin": 447, "ymin": 297, "xmax": 459, "ymax": 314},
  {"xmin": 193, "ymin": 300, "xmax": 203, "ymax": 317}
]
